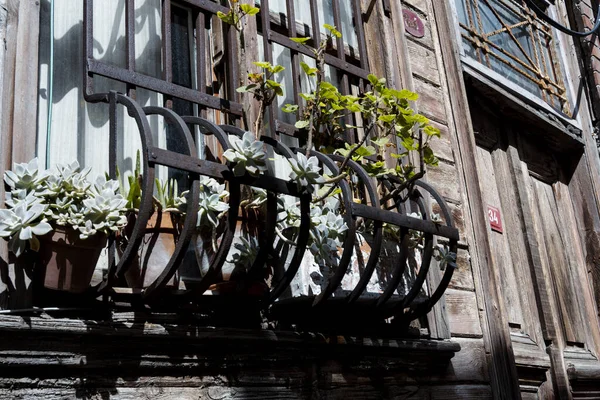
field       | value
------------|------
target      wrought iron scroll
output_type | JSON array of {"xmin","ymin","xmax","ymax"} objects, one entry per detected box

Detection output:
[{"xmin": 86, "ymin": 92, "xmax": 458, "ymax": 325}]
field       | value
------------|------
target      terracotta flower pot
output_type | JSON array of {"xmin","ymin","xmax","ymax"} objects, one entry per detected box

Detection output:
[
  {"xmin": 39, "ymin": 227, "xmax": 107, "ymax": 293},
  {"xmin": 122, "ymin": 211, "xmax": 181, "ymax": 288}
]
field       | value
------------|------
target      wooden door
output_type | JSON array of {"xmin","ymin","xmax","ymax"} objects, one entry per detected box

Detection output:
[{"xmin": 471, "ymin": 100, "xmax": 600, "ymax": 399}]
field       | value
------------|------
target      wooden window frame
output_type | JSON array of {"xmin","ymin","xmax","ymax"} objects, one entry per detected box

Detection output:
[{"xmin": 451, "ymin": 0, "xmax": 582, "ymax": 133}]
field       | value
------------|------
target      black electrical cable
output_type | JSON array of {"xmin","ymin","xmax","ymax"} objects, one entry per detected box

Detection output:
[{"xmin": 523, "ymin": 0, "xmax": 600, "ymax": 37}]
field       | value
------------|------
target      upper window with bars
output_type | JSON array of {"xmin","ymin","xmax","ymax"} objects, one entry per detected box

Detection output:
[
  {"xmin": 454, "ymin": 0, "xmax": 570, "ymax": 116},
  {"xmin": 38, "ymin": 0, "xmax": 370, "ymax": 188}
]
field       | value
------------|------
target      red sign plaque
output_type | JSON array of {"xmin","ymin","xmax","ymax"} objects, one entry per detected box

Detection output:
[
  {"xmin": 487, "ymin": 205, "xmax": 503, "ymax": 233},
  {"xmin": 402, "ymin": 9, "xmax": 425, "ymax": 38}
]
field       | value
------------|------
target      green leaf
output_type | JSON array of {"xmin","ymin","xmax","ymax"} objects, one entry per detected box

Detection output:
[
  {"xmin": 363, "ymin": 161, "xmax": 388, "ymax": 177},
  {"xmin": 378, "ymin": 114, "xmax": 396, "ymax": 123},
  {"xmin": 236, "ymin": 84, "xmax": 257, "ymax": 93},
  {"xmin": 323, "ymin": 24, "xmax": 342, "ymax": 38},
  {"xmin": 354, "ymin": 145, "xmax": 376, "ymax": 157},
  {"xmin": 423, "ymin": 146, "xmax": 439, "ymax": 166},
  {"xmin": 253, "ymin": 61, "xmax": 271, "ymax": 69},
  {"xmin": 346, "ymin": 103, "xmax": 361, "ymax": 113},
  {"xmin": 371, "ymin": 137, "xmax": 389, "ymax": 147},
  {"xmin": 299, "ymin": 93, "xmax": 314, "ymax": 101},
  {"xmin": 271, "ymin": 64, "xmax": 285, "ymax": 73},
  {"xmin": 424, "ymin": 125, "xmax": 441, "ymax": 138},
  {"xmin": 401, "ymin": 136, "xmax": 416, "ymax": 151},
  {"xmin": 282, "ymin": 104, "xmax": 299, "ymax": 113},
  {"xmin": 240, "ymin": 4, "xmax": 260, "ymax": 15},
  {"xmin": 319, "ymin": 81, "xmax": 336, "ymax": 91},
  {"xmin": 367, "ymin": 74, "xmax": 379, "ymax": 87},
  {"xmin": 391, "ymin": 151, "xmax": 408, "ymax": 159},
  {"xmin": 300, "ymin": 61, "xmax": 318, "ymax": 76},
  {"xmin": 397, "ymin": 89, "xmax": 419, "ymax": 101},
  {"xmin": 266, "ymin": 79, "xmax": 283, "ymax": 96},
  {"xmin": 217, "ymin": 11, "xmax": 233, "ymax": 25},
  {"xmin": 295, "ymin": 120, "xmax": 310, "ymax": 129},
  {"xmin": 291, "ymin": 37, "xmax": 310, "ymax": 44},
  {"xmin": 334, "ymin": 147, "xmax": 350, "ymax": 157}
]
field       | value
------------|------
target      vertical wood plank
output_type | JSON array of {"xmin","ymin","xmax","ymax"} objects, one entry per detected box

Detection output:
[
  {"xmin": 11, "ymin": 0, "xmax": 39, "ymax": 163},
  {"xmin": 475, "ymin": 146, "xmax": 524, "ymax": 327},
  {"xmin": 553, "ymin": 180, "xmax": 600, "ymax": 350},
  {"xmin": 568, "ymin": 153, "xmax": 600, "ymax": 351},
  {"xmin": 521, "ymin": 165, "xmax": 572, "ymax": 398},
  {"xmin": 430, "ymin": 1, "xmax": 521, "ymax": 397},
  {"xmin": 239, "ymin": 0, "xmax": 259, "ymax": 133},
  {"xmin": 1, "ymin": 0, "xmax": 40, "ymax": 309},
  {"xmin": 0, "ymin": 0, "xmax": 18, "ymax": 309},
  {"xmin": 533, "ymin": 180, "xmax": 585, "ymax": 345},
  {"xmin": 386, "ymin": 0, "xmax": 451, "ymax": 339}
]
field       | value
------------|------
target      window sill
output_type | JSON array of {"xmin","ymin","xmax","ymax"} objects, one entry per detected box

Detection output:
[
  {"xmin": 461, "ymin": 57, "xmax": 584, "ymax": 152},
  {"xmin": 0, "ymin": 312, "xmax": 460, "ymax": 371}
]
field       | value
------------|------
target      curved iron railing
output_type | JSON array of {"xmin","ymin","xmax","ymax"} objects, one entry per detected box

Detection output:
[{"xmin": 87, "ymin": 91, "xmax": 459, "ymax": 325}]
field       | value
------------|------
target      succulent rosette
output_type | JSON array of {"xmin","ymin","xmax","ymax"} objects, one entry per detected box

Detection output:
[
  {"xmin": 223, "ymin": 132, "xmax": 268, "ymax": 177},
  {"xmin": 1, "ymin": 158, "xmax": 129, "ymax": 256},
  {"xmin": 288, "ymin": 153, "xmax": 324, "ymax": 192}
]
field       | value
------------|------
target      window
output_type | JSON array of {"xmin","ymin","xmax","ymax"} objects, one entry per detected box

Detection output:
[
  {"xmin": 454, "ymin": 0, "xmax": 569, "ymax": 116},
  {"xmin": 38, "ymin": 0, "xmax": 247, "ymax": 188}
]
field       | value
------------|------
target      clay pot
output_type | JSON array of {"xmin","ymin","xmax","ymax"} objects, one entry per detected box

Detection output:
[
  {"xmin": 122, "ymin": 211, "xmax": 181, "ymax": 288},
  {"xmin": 39, "ymin": 227, "xmax": 107, "ymax": 293}
]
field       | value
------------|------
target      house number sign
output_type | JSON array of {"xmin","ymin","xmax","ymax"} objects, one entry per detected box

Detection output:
[
  {"xmin": 402, "ymin": 9, "xmax": 425, "ymax": 38},
  {"xmin": 487, "ymin": 205, "xmax": 503, "ymax": 233}
]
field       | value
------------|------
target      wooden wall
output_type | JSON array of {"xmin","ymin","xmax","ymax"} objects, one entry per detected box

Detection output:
[{"xmin": 3, "ymin": 0, "xmax": 600, "ymax": 399}]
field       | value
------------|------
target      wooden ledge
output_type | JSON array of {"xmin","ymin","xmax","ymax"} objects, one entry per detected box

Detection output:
[{"xmin": 0, "ymin": 313, "xmax": 460, "ymax": 374}]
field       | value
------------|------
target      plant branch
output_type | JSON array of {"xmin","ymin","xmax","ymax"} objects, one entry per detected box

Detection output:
[
  {"xmin": 311, "ymin": 121, "xmax": 374, "ymax": 203},
  {"xmin": 379, "ymin": 170, "xmax": 425, "ymax": 204},
  {"xmin": 305, "ymin": 39, "xmax": 327, "ymax": 156}
]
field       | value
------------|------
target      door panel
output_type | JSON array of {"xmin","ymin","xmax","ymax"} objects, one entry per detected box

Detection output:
[{"xmin": 529, "ymin": 178, "xmax": 586, "ymax": 346}]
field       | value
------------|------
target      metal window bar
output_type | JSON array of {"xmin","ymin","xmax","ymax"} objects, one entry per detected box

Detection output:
[
  {"xmin": 458, "ymin": 0, "xmax": 569, "ymax": 115},
  {"xmin": 83, "ymin": 0, "xmax": 244, "ymax": 116}
]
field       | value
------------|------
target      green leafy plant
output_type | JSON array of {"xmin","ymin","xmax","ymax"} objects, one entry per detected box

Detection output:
[
  {"xmin": 221, "ymin": 5, "xmax": 446, "ymax": 272},
  {"xmin": 237, "ymin": 61, "xmax": 286, "ymax": 134}
]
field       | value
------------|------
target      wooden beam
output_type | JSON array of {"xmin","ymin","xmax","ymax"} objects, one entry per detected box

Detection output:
[
  {"xmin": 387, "ymin": 0, "xmax": 451, "ymax": 339},
  {"xmin": 430, "ymin": 1, "xmax": 521, "ymax": 398},
  {"xmin": 11, "ymin": 0, "xmax": 40, "ymax": 163},
  {"xmin": 0, "ymin": 0, "xmax": 40, "ymax": 309},
  {"xmin": 0, "ymin": 0, "xmax": 19, "ymax": 309}
]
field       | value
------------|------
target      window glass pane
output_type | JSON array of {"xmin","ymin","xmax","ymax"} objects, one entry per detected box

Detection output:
[
  {"xmin": 93, "ymin": 0, "xmax": 126, "ymax": 68},
  {"xmin": 455, "ymin": 0, "xmax": 568, "ymax": 115},
  {"xmin": 135, "ymin": 0, "xmax": 162, "ymax": 77},
  {"xmin": 272, "ymin": 42, "xmax": 294, "ymax": 125},
  {"xmin": 340, "ymin": 0, "xmax": 358, "ymax": 50}
]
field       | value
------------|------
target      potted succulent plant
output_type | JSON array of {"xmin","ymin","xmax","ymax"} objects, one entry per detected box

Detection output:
[
  {"xmin": 0, "ymin": 158, "xmax": 128, "ymax": 293},
  {"xmin": 121, "ymin": 175, "xmax": 188, "ymax": 288}
]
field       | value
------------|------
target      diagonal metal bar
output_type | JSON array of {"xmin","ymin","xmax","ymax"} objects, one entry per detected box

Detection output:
[{"xmin": 481, "ymin": 0, "xmax": 538, "ymax": 71}]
